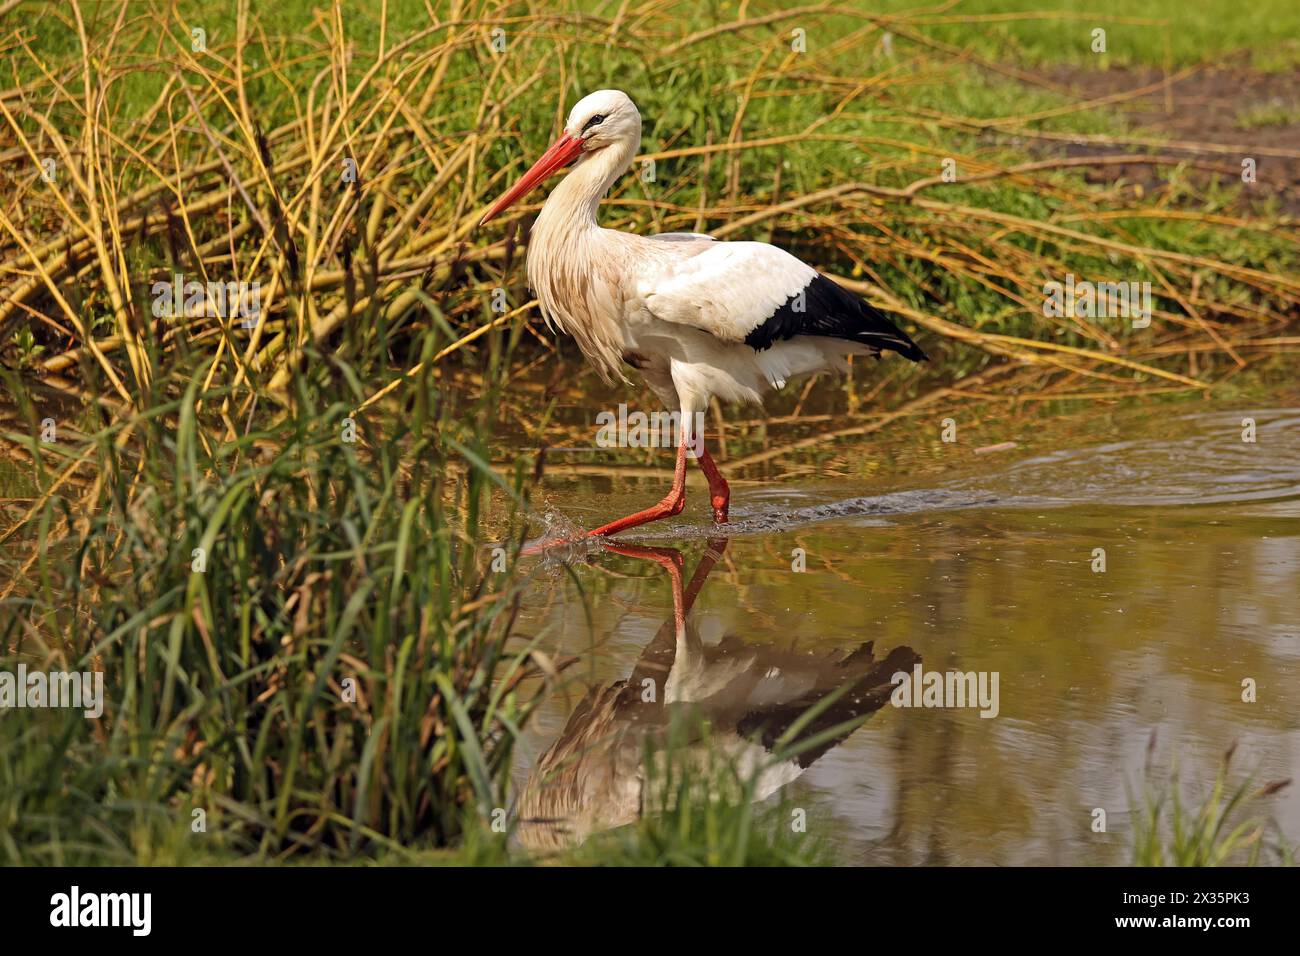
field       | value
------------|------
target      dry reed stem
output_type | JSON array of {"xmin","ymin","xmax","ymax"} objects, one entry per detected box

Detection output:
[{"xmin": 1, "ymin": 0, "xmax": 1296, "ymax": 468}]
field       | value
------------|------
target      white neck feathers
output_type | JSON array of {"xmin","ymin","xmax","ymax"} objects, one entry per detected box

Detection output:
[{"xmin": 526, "ymin": 137, "xmax": 640, "ymax": 382}]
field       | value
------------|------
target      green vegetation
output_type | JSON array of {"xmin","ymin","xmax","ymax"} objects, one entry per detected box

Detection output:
[
  {"xmin": 1130, "ymin": 744, "xmax": 1293, "ymax": 867},
  {"xmin": 3, "ymin": 1, "xmax": 1297, "ymax": 399},
  {"xmin": 1236, "ymin": 101, "xmax": 1300, "ymax": 130},
  {"xmin": 1, "ymin": 1, "xmax": 1298, "ymax": 865},
  {"xmin": 871, "ymin": 0, "xmax": 1300, "ymax": 70},
  {"xmin": 555, "ymin": 728, "xmax": 838, "ymax": 867},
  {"xmin": 0, "ymin": 317, "xmax": 555, "ymax": 863}
]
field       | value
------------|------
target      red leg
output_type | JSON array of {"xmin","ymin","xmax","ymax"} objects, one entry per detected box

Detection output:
[
  {"xmin": 696, "ymin": 443, "xmax": 730, "ymax": 523},
  {"xmin": 585, "ymin": 433, "xmax": 689, "ymax": 537},
  {"xmin": 603, "ymin": 542, "xmax": 686, "ymax": 629},
  {"xmin": 683, "ymin": 538, "xmax": 728, "ymax": 608},
  {"xmin": 608, "ymin": 538, "xmax": 727, "ymax": 638},
  {"xmin": 521, "ymin": 432, "xmax": 689, "ymax": 555}
]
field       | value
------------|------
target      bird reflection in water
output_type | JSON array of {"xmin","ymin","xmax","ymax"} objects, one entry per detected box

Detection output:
[{"xmin": 516, "ymin": 539, "xmax": 919, "ymax": 850}]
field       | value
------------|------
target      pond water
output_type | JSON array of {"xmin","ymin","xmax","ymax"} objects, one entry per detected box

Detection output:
[{"xmin": 509, "ymin": 397, "xmax": 1300, "ymax": 863}]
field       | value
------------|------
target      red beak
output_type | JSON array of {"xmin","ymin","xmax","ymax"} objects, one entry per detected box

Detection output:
[{"xmin": 478, "ymin": 132, "xmax": 586, "ymax": 226}]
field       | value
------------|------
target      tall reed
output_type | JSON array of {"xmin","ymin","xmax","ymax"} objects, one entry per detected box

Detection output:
[{"xmin": 0, "ymin": 309, "xmax": 554, "ymax": 862}]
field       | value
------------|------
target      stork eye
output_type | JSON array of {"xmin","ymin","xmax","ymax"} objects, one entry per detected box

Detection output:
[{"xmin": 582, "ymin": 113, "xmax": 606, "ymax": 133}]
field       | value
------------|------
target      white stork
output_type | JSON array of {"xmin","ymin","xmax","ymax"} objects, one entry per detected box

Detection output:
[{"xmin": 480, "ymin": 89, "xmax": 926, "ymax": 541}]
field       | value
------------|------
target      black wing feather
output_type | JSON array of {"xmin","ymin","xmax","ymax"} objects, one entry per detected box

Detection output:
[{"xmin": 743, "ymin": 273, "xmax": 927, "ymax": 362}]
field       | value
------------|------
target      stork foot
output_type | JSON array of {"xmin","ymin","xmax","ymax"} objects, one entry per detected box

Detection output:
[
  {"xmin": 518, "ymin": 490, "xmax": 685, "ymax": 556},
  {"xmin": 522, "ymin": 432, "xmax": 692, "ymax": 556},
  {"xmin": 586, "ymin": 485, "xmax": 686, "ymax": 538}
]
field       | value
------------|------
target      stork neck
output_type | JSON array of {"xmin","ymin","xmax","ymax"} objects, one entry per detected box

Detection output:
[{"xmin": 539, "ymin": 138, "xmax": 636, "ymax": 232}]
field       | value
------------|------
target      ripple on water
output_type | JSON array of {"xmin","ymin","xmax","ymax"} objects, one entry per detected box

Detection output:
[{"xmin": 631, "ymin": 408, "xmax": 1300, "ymax": 539}]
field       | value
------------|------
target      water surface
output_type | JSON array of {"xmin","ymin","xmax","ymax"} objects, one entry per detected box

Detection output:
[{"xmin": 511, "ymin": 403, "xmax": 1300, "ymax": 863}]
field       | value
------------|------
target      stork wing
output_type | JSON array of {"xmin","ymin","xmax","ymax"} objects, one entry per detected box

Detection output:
[
  {"xmin": 638, "ymin": 240, "xmax": 926, "ymax": 361},
  {"xmin": 647, "ymin": 231, "xmax": 715, "ymax": 242}
]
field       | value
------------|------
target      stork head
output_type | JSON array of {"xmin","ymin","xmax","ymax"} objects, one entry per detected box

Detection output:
[
  {"xmin": 479, "ymin": 89, "xmax": 641, "ymax": 226},
  {"xmin": 563, "ymin": 89, "xmax": 641, "ymax": 151}
]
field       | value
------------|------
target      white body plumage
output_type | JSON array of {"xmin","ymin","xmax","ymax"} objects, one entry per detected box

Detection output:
[{"xmin": 521, "ymin": 90, "xmax": 921, "ymax": 420}]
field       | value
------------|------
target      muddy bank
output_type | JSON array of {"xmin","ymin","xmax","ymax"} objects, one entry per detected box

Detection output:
[{"xmin": 1033, "ymin": 65, "xmax": 1300, "ymax": 214}]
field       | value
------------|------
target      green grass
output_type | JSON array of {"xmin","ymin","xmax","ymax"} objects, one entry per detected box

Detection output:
[
  {"xmin": 531, "ymin": 711, "xmax": 843, "ymax": 866},
  {"xmin": 1130, "ymin": 746, "xmax": 1293, "ymax": 867},
  {"xmin": 0, "ymin": 311, "xmax": 552, "ymax": 863},
  {"xmin": 1236, "ymin": 101, "xmax": 1300, "ymax": 130},
  {"xmin": 870, "ymin": 0, "xmax": 1300, "ymax": 71},
  {"xmin": 83, "ymin": 0, "xmax": 1300, "ymax": 73}
]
